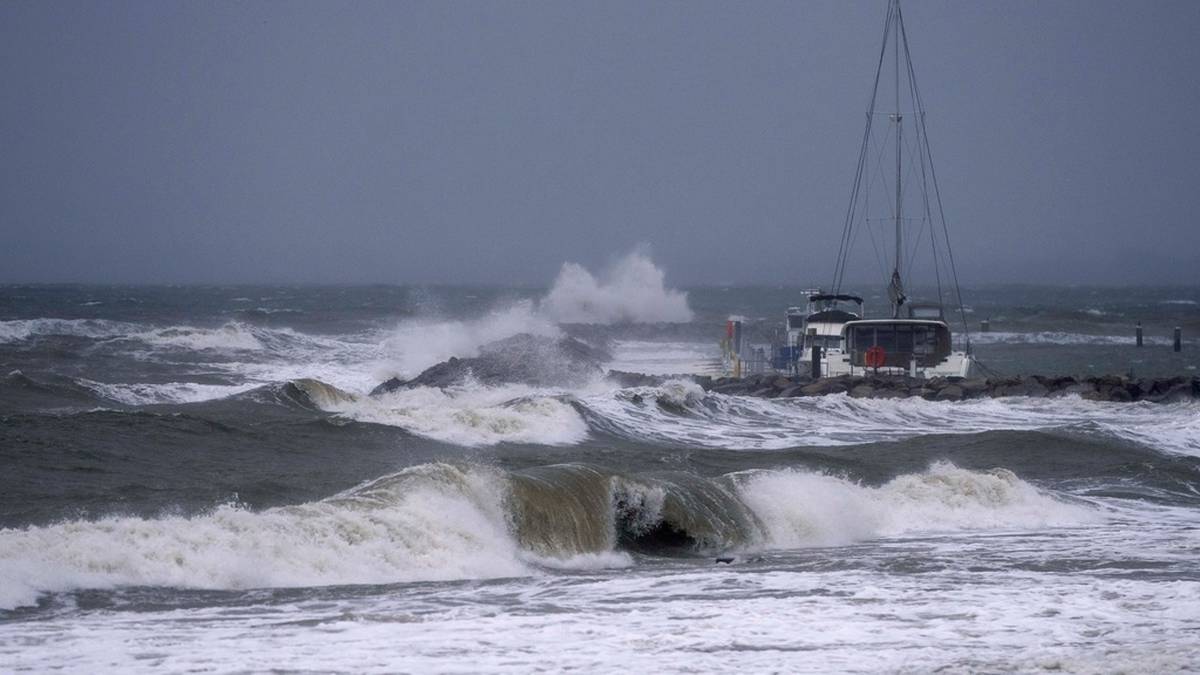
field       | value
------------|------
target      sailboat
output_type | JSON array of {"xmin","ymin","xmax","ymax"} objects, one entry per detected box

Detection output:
[{"xmin": 793, "ymin": 0, "xmax": 974, "ymax": 379}]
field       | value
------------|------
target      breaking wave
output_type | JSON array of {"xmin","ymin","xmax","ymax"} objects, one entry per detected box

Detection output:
[
  {"xmin": 377, "ymin": 302, "xmax": 562, "ymax": 379},
  {"xmin": 77, "ymin": 379, "xmax": 261, "ymax": 406},
  {"xmin": 311, "ymin": 380, "xmax": 592, "ymax": 447},
  {"xmin": 0, "ymin": 461, "xmax": 1094, "ymax": 610},
  {"xmin": 737, "ymin": 462, "xmax": 1096, "ymax": 548},
  {"xmin": 367, "ymin": 250, "xmax": 692, "ymax": 380},
  {"xmin": 540, "ymin": 248, "xmax": 693, "ymax": 324},
  {"xmin": 575, "ymin": 381, "xmax": 1200, "ymax": 455}
]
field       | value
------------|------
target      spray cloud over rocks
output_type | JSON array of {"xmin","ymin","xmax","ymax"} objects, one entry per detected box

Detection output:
[
  {"xmin": 378, "ymin": 249, "xmax": 693, "ymax": 380},
  {"xmin": 540, "ymin": 248, "xmax": 694, "ymax": 324}
]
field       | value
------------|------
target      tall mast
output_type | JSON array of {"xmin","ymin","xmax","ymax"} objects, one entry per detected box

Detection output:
[
  {"xmin": 832, "ymin": 0, "xmax": 972, "ymax": 345},
  {"xmin": 888, "ymin": 0, "xmax": 905, "ymax": 317}
]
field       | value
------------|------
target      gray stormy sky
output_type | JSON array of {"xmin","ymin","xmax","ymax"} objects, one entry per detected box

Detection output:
[{"xmin": 1, "ymin": 0, "xmax": 1198, "ymax": 286}]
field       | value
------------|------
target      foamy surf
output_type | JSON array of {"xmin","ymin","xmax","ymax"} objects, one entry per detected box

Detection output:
[
  {"xmin": 319, "ymin": 381, "xmax": 592, "ymax": 447},
  {"xmin": 735, "ymin": 461, "xmax": 1100, "ymax": 549},
  {"xmin": 0, "ymin": 318, "xmax": 140, "ymax": 343},
  {"xmin": 971, "ymin": 330, "xmax": 1179, "ymax": 346},
  {"xmin": 77, "ymin": 379, "xmax": 262, "ymax": 406},
  {"xmin": 577, "ymin": 382, "xmax": 1200, "ymax": 455},
  {"xmin": 0, "ymin": 464, "xmax": 529, "ymax": 610},
  {"xmin": 0, "ymin": 461, "xmax": 1096, "ymax": 610}
]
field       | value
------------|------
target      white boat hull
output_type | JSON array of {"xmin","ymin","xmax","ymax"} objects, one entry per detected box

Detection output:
[{"xmin": 812, "ymin": 349, "xmax": 974, "ymax": 379}]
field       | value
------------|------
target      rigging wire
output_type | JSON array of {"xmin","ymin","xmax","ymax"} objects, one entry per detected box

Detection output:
[
  {"xmin": 832, "ymin": 1, "xmax": 894, "ymax": 295},
  {"xmin": 898, "ymin": 1, "xmax": 973, "ymax": 353},
  {"xmin": 863, "ymin": 122, "xmax": 894, "ymax": 286}
]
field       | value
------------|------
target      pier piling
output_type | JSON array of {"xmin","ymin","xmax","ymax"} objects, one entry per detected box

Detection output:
[
  {"xmin": 1136, "ymin": 321, "xmax": 1143, "ymax": 348},
  {"xmin": 1175, "ymin": 327, "xmax": 1183, "ymax": 352}
]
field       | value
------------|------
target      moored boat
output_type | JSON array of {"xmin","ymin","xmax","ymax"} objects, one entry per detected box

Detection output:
[{"xmin": 796, "ymin": 0, "xmax": 974, "ymax": 379}]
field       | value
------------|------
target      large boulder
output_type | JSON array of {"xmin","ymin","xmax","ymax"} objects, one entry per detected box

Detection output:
[
  {"xmin": 800, "ymin": 378, "xmax": 851, "ymax": 397},
  {"xmin": 958, "ymin": 377, "xmax": 990, "ymax": 398},
  {"xmin": 372, "ymin": 334, "xmax": 611, "ymax": 393},
  {"xmin": 934, "ymin": 384, "xmax": 964, "ymax": 402}
]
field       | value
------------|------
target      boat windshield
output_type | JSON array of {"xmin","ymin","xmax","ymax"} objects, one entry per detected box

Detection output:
[{"xmin": 845, "ymin": 322, "xmax": 951, "ymax": 367}]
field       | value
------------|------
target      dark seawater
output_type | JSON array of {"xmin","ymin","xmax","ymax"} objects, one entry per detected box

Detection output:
[{"xmin": 2, "ymin": 280, "xmax": 1199, "ymax": 673}]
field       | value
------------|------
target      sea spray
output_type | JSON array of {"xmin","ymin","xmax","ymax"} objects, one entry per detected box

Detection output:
[
  {"xmin": 375, "ymin": 250, "xmax": 692, "ymax": 380},
  {"xmin": 379, "ymin": 301, "xmax": 562, "ymax": 379},
  {"xmin": 540, "ymin": 249, "xmax": 694, "ymax": 324}
]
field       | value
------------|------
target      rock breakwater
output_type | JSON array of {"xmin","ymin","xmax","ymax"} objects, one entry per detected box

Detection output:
[{"xmin": 697, "ymin": 372, "xmax": 1200, "ymax": 403}]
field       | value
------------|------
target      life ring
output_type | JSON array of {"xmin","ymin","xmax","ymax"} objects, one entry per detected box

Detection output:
[{"xmin": 864, "ymin": 345, "xmax": 887, "ymax": 369}]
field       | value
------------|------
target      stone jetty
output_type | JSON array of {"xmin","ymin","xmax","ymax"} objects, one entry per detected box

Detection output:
[{"xmin": 605, "ymin": 370, "xmax": 1200, "ymax": 403}]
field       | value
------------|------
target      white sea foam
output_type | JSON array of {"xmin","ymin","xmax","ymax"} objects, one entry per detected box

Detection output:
[
  {"xmin": 581, "ymin": 384, "xmax": 1200, "ymax": 455},
  {"xmin": 77, "ymin": 380, "xmax": 261, "ymax": 406},
  {"xmin": 737, "ymin": 462, "xmax": 1099, "ymax": 549},
  {"xmin": 0, "ymin": 318, "xmax": 140, "ymax": 343},
  {"xmin": 607, "ymin": 340, "xmax": 723, "ymax": 375},
  {"xmin": 0, "ymin": 460, "xmax": 1101, "ymax": 612},
  {"xmin": 377, "ymin": 301, "xmax": 561, "ymax": 379},
  {"xmin": 0, "ymin": 464, "xmax": 529, "ymax": 611},
  {"xmin": 540, "ymin": 248, "xmax": 693, "ymax": 324},
  {"xmin": 8, "ymin": 551, "xmax": 1193, "ymax": 674},
  {"xmin": 971, "ymin": 330, "xmax": 1174, "ymax": 346},
  {"xmin": 0, "ymin": 318, "xmax": 280, "ymax": 352},
  {"xmin": 320, "ymin": 381, "xmax": 592, "ymax": 447},
  {"xmin": 127, "ymin": 322, "xmax": 267, "ymax": 352}
]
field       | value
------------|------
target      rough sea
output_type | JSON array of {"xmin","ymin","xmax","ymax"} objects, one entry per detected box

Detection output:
[{"xmin": 2, "ymin": 259, "xmax": 1199, "ymax": 673}]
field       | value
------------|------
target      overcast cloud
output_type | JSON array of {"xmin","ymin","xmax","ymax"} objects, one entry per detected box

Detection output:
[{"xmin": 2, "ymin": 1, "xmax": 1198, "ymax": 285}]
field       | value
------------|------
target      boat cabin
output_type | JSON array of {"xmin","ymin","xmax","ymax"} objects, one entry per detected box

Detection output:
[
  {"xmin": 794, "ymin": 293, "xmax": 863, "ymax": 350},
  {"xmin": 842, "ymin": 318, "xmax": 952, "ymax": 368}
]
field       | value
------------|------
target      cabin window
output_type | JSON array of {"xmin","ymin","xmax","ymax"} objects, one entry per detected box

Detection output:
[
  {"xmin": 847, "ymin": 323, "xmax": 950, "ymax": 366},
  {"xmin": 788, "ymin": 316, "xmax": 805, "ymax": 329}
]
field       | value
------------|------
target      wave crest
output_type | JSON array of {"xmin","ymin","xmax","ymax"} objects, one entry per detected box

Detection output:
[{"xmin": 0, "ymin": 461, "xmax": 1096, "ymax": 610}]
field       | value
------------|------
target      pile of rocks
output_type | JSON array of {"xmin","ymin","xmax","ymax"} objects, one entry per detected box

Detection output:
[
  {"xmin": 697, "ymin": 372, "xmax": 1200, "ymax": 403},
  {"xmin": 372, "ymin": 334, "xmax": 612, "ymax": 394}
]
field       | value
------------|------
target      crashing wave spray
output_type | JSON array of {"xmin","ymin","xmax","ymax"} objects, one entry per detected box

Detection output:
[
  {"xmin": 540, "ymin": 247, "xmax": 693, "ymax": 324},
  {"xmin": 380, "ymin": 301, "xmax": 562, "ymax": 379},
  {"xmin": 376, "ymin": 248, "xmax": 692, "ymax": 380}
]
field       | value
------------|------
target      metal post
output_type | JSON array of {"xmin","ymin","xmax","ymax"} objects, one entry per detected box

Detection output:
[
  {"xmin": 981, "ymin": 318, "xmax": 990, "ymax": 333},
  {"xmin": 1136, "ymin": 321, "xmax": 1143, "ymax": 348},
  {"xmin": 811, "ymin": 345, "xmax": 822, "ymax": 379},
  {"xmin": 1175, "ymin": 327, "xmax": 1182, "ymax": 352}
]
